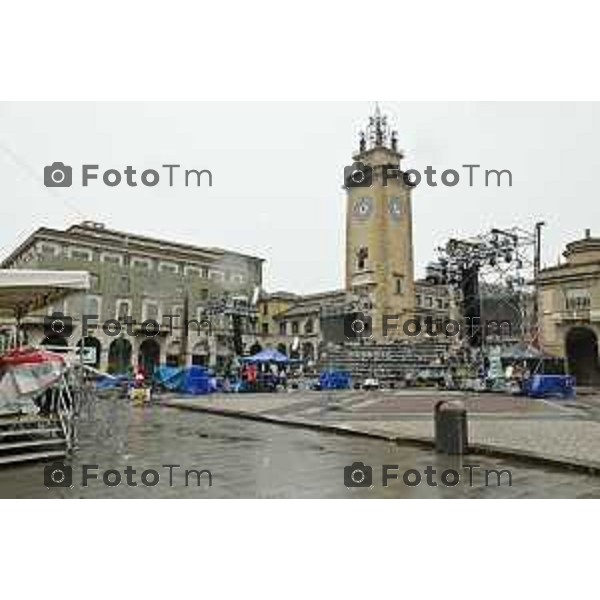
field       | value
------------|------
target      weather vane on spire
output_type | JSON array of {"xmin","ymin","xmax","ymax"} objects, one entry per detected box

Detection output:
[{"xmin": 358, "ymin": 103, "xmax": 399, "ymax": 153}]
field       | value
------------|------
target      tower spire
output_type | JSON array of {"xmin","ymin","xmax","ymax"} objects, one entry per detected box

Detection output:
[{"xmin": 358, "ymin": 103, "xmax": 400, "ymax": 153}]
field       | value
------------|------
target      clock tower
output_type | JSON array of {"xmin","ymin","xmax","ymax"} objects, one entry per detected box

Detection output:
[{"xmin": 344, "ymin": 107, "xmax": 415, "ymax": 340}]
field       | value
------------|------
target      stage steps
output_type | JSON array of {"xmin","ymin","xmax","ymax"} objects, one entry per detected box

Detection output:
[
  {"xmin": 0, "ymin": 414, "xmax": 68, "ymax": 467},
  {"xmin": 318, "ymin": 341, "xmax": 451, "ymax": 385}
]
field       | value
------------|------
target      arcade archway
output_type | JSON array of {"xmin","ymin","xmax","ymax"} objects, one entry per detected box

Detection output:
[
  {"xmin": 249, "ymin": 342, "xmax": 262, "ymax": 356},
  {"xmin": 566, "ymin": 327, "xmax": 600, "ymax": 386},
  {"xmin": 139, "ymin": 338, "xmax": 161, "ymax": 375},
  {"xmin": 108, "ymin": 338, "xmax": 133, "ymax": 374}
]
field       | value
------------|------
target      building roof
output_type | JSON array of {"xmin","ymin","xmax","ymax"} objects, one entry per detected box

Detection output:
[
  {"xmin": 538, "ymin": 233, "xmax": 600, "ymax": 280},
  {"xmin": 415, "ymin": 278, "xmax": 448, "ymax": 294},
  {"xmin": 260, "ymin": 290, "xmax": 300, "ymax": 301},
  {"xmin": 563, "ymin": 235, "xmax": 600, "ymax": 259},
  {"xmin": 1, "ymin": 221, "xmax": 265, "ymax": 267},
  {"xmin": 271, "ymin": 289, "xmax": 349, "ymax": 319}
]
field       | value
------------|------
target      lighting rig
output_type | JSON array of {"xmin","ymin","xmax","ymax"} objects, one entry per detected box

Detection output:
[
  {"xmin": 427, "ymin": 226, "xmax": 539, "ymax": 349},
  {"xmin": 202, "ymin": 291, "xmax": 260, "ymax": 357}
]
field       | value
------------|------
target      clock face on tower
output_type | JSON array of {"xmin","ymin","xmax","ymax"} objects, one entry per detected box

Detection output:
[
  {"xmin": 388, "ymin": 197, "xmax": 402, "ymax": 220},
  {"xmin": 353, "ymin": 197, "xmax": 373, "ymax": 219}
]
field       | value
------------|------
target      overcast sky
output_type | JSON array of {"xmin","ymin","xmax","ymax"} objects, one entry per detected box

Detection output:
[{"xmin": 0, "ymin": 102, "xmax": 598, "ymax": 293}]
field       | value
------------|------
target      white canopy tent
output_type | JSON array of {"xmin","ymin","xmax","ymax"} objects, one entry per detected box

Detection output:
[{"xmin": 0, "ymin": 269, "xmax": 90, "ymax": 319}]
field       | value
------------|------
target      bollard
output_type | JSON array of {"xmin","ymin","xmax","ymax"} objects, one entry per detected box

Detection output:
[{"xmin": 434, "ymin": 400, "xmax": 468, "ymax": 455}]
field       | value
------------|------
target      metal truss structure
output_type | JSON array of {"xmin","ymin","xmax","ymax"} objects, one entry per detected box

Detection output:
[{"xmin": 428, "ymin": 225, "xmax": 542, "ymax": 351}]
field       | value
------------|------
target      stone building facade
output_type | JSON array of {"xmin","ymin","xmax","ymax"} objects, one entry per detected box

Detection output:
[
  {"xmin": 1, "ymin": 221, "xmax": 264, "ymax": 373},
  {"xmin": 538, "ymin": 231, "xmax": 600, "ymax": 384},
  {"xmin": 256, "ymin": 290, "xmax": 349, "ymax": 367}
]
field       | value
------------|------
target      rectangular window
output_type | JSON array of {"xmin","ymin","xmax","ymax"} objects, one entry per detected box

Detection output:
[
  {"xmin": 119, "ymin": 275, "xmax": 131, "ymax": 294},
  {"xmin": 279, "ymin": 322, "xmax": 287, "ymax": 335},
  {"xmin": 143, "ymin": 302, "xmax": 159, "ymax": 322},
  {"xmin": 291, "ymin": 321, "xmax": 299, "ymax": 334},
  {"xmin": 262, "ymin": 303, "xmax": 268, "ymax": 316},
  {"xmin": 357, "ymin": 247, "xmax": 368, "ymax": 270},
  {"xmin": 159, "ymin": 262, "xmax": 179, "ymax": 274},
  {"xmin": 84, "ymin": 296, "xmax": 101, "ymax": 316},
  {"xmin": 70, "ymin": 248, "xmax": 92, "ymax": 262},
  {"xmin": 184, "ymin": 266, "xmax": 201, "ymax": 277},
  {"xmin": 101, "ymin": 253, "xmax": 123, "ymax": 265},
  {"xmin": 262, "ymin": 323, "xmax": 269, "ymax": 335},
  {"xmin": 116, "ymin": 300, "xmax": 131, "ymax": 321},
  {"xmin": 395, "ymin": 276, "xmax": 404, "ymax": 295},
  {"xmin": 426, "ymin": 296, "xmax": 433, "ymax": 308},
  {"xmin": 566, "ymin": 289, "xmax": 591, "ymax": 310},
  {"xmin": 132, "ymin": 258, "xmax": 152, "ymax": 270},
  {"xmin": 40, "ymin": 243, "xmax": 59, "ymax": 256},
  {"xmin": 436, "ymin": 298, "xmax": 444, "ymax": 309},
  {"xmin": 416, "ymin": 295, "xmax": 422, "ymax": 307}
]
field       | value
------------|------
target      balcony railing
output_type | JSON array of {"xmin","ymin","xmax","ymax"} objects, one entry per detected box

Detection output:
[{"xmin": 554, "ymin": 308, "xmax": 593, "ymax": 322}]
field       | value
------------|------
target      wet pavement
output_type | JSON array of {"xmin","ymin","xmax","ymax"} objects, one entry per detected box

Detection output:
[
  {"xmin": 2, "ymin": 396, "xmax": 600, "ymax": 498},
  {"xmin": 165, "ymin": 390, "xmax": 600, "ymax": 470}
]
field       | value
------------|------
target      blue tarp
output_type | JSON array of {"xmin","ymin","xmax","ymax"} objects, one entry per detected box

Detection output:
[
  {"xmin": 155, "ymin": 365, "xmax": 212, "ymax": 395},
  {"xmin": 319, "ymin": 370, "xmax": 351, "ymax": 390},
  {"xmin": 96, "ymin": 374, "xmax": 130, "ymax": 390},
  {"xmin": 526, "ymin": 374, "xmax": 575, "ymax": 399},
  {"xmin": 242, "ymin": 349, "xmax": 290, "ymax": 364},
  {"xmin": 155, "ymin": 366, "xmax": 182, "ymax": 390}
]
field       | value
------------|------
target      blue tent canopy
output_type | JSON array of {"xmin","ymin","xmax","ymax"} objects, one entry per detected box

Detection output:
[
  {"xmin": 154, "ymin": 365, "xmax": 212, "ymax": 395},
  {"xmin": 242, "ymin": 349, "xmax": 290, "ymax": 364}
]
